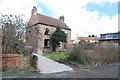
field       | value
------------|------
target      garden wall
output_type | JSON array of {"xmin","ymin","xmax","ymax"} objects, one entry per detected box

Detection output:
[{"xmin": 0, "ymin": 54, "xmax": 31, "ymax": 71}]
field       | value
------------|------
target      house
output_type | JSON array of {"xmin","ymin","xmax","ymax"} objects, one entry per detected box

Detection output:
[
  {"xmin": 99, "ymin": 32, "xmax": 120, "ymax": 47},
  {"xmin": 26, "ymin": 6, "xmax": 71, "ymax": 53},
  {"xmin": 71, "ymin": 36, "xmax": 100, "ymax": 44},
  {"xmin": 77, "ymin": 37, "xmax": 100, "ymax": 43}
]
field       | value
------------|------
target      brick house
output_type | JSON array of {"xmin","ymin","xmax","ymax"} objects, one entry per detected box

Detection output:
[
  {"xmin": 26, "ymin": 7, "xmax": 71, "ymax": 53},
  {"xmin": 77, "ymin": 37, "xmax": 100, "ymax": 43},
  {"xmin": 71, "ymin": 37, "xmax": 100, "ymax": 44},
  {"xmin": 99, "ymin": 32, "xmax": 120, "ymax": 47}
]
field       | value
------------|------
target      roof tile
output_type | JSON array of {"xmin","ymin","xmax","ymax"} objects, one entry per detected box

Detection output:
[{"xmin": 29, "ymin": 13, "xmax": 71, "ymax": 30}]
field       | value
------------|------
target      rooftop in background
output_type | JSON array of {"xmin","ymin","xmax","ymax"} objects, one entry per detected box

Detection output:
[
  {"xmin": 77, "ymin": 37, "xmax": 100, "ymax": 40},
  {"xmin": 99, "ymin": 32, "xmax": 120, "ymax": 40}
]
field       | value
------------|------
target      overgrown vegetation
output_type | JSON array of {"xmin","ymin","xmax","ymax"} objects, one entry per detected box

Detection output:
[
  {"xmin": 1, "ymin": 14, "xmax": 32, "ymax": 55},
  {"xmin": 68, "ymin": 43, "xmax": 118, "ymax": 66},
  {"xmin": 43, "ymin": 43, "xmax": 118, "ymax": 66}
]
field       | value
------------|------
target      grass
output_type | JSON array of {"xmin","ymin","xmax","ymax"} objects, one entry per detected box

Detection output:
[
  {"xmin": 42, "ymin": 52, "xmax": 92, "ymax": 66},
  {"xmin": 2, "ymin": 70, "xmax": 23, "ymax": 77},
  {"xmin": 43, "ymin": 52, "xmax": 69, "ymax": 62},
  {"xmin": 2, "ymin": 69, "xmax": 27, "ymax": 77},
  {"xmin": 2, "ymin": 67, "xmax": 33, "ymax": 77}
]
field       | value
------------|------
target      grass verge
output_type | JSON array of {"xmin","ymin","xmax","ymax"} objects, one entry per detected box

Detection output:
[
  {"xmin": 2, "ymin": 67, "xmax": 33, "ymax": 77},
  {"xmin": 43, "ymin": 52, "xmax": 68, "ymax": 62}
]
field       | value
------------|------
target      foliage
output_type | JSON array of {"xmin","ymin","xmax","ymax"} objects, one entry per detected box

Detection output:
[
  {"xmin": 88, "ymin": 35, "xmax": 91, "ymax": 37},
  {"xmin": 43, "ymin": 52, "xmax": 68, "ymax": 62},
  {"xmin": 68, "ymin": 43, "xmax": 118, "ymax": 66},
  {"xmin": 31, "ymin": 55, "xmax": 38, "ymax": 69},
  {"xmin": 88, "ymin": 35, "xmax": 97, "ymax": 37},
  {"xmin": 1, "ymin": 14, "xmax": 29, "ymax": 54},
  {"xmin": 91, "ymin": 34, "xmax": 95, "ymax": 37},
  {"xmin": 50, "ymin": 26, "xmax": 67, "ymax": 51},
  {"xmin": 95, "ymin": 44, "xmax": 118, "ymax": 63}
]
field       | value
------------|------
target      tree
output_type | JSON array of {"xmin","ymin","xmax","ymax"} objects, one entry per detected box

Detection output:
[
  {"xmin": 91, "ymin": 34, "xmax": 95, "ymax": 37},
  {"xmin": 50, "ymin": 26, "xmax": 67, "ymax": 51},
  {"xmin": 88, "ymin": 35, "xmax": 91, "ymax": 37},
  {"xmin": 1, "ymin": 14, "xmax": 27, "ymax": 54}
]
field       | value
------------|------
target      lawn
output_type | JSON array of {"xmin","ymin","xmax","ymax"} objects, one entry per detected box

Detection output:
[
  {"xmin": 42, "ymin": 52, "xmax": 86, "ymax": 66},
  {"xmin": 43, "ymin": 52, "xmax": 69, "ymax": 62}
]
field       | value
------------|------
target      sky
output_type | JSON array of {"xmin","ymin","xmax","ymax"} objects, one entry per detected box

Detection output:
[{"xmin": 0, "ymin": 0, "xmax": 119, "ymax": 39}]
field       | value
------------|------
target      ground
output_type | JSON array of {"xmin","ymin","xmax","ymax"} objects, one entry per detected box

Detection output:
[{"xmin": 2, "ymin": 63, "xmax": 119, "ymax": 78}]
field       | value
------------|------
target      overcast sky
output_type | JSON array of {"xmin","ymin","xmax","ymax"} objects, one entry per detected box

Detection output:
[{"xmin": 0, "ymin": 0, "xmax": 119, "ymax": 39}]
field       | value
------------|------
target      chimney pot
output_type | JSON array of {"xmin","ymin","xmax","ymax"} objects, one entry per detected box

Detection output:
[
  {"xmin": 31, "ymin": 6, "xmax": 37, "ymax": 15},
  {"xmin": 59, "ymin": 16, "xmax": 64, "ymax": 22}
]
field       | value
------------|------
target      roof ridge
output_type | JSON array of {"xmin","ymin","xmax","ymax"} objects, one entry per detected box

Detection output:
[
  {"xmin": 29, "ymin": 13, "xmax": 71, "ymax": 30},
  {"xmin": 36, "ymin": 13, "xmax": 62, "ymax": 22}
]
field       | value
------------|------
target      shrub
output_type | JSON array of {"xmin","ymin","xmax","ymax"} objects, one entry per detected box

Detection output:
[
  {"xmin": 95, "ymin": 44, "xmax": 118, "ymax": 64},
  {"xmin": 67, "ymin": 44, "xmax": 87, "ymax": 64},
  {"xmin": 68, "ymin": 43, "xmax": 118, "ymax": 65}
]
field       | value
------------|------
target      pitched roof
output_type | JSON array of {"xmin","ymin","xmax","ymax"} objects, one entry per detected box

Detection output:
[
  {"xmin": 77, "ymin": 37, "xmax": 100, "ymax": 40},
  {"xmin": 29, "ymin": 13, "xmax": 71, "ymax": 30}
]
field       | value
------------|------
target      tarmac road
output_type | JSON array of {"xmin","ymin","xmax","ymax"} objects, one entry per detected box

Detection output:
[{"xmin": 13, "ymin": 63, "xmax": 119, "ymax": 78}]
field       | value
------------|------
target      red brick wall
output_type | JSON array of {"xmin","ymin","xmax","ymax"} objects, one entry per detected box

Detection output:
[{"xmin": 0, "ymin": 54, "xmax": 31, "ymax": 71}]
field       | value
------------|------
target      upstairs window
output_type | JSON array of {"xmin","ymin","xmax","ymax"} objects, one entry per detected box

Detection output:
[
  {"xmin": 44, "ymin": 26, "xmax": 50, "ymax": 35},
  {"xmin": 64, "ymin": 30, "xmax": 68, "ymax": 34},
  {"xmin": 64, "ymin": 30, "xmax": 69, "ymax": 37}
]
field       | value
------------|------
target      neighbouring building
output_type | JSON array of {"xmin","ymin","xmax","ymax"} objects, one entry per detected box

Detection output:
[
  {"xmin": 71, "ymin": 37, "xmax": 100, "ymax": 44},
  {"xmin": 26, "ymin": 6, "xmax": 71, "ymax": 53},
  {"xmin": 99, "ymin": 32, "xmax": 120, "ymax": 47}
]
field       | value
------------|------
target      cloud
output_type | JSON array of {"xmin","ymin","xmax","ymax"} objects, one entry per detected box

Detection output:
[
  {"xmin": 0, "ymin": 0, "xmax": 40, "ymax": 20},
  {"xmin": 37, "ymin": 0, "xmax": 118, "ymax": 39},
  {"xmin": 0, "ymin": 0, "xmax": 118, "ymax": 39}
]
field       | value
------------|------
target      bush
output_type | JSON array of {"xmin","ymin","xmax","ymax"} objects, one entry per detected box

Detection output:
[
  {"xmin": 95, "ymin": 44, "xmax": 118, "ymax": 64},
  {"xmin": 68, "ymin": 43, "xmax": 118, "ymax": 65},
  {"xmin": 68, "ymin": 44, "xmax": 87, "ymax": 64}
]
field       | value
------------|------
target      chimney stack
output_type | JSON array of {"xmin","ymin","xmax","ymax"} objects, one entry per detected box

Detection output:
[
  {"xmin": 59, "ymin": 16, "xmax": 64, "ymax": 22},
  {"xmin": 31, "ymin": 6, "xmax": 37, "ymax": 15}
]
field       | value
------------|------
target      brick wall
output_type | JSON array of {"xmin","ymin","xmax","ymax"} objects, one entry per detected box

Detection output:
[
  {"xmin": 0, "ymin": 54, "xmax": 31, "ymax": 71},
  {"xmin": 26, "ymin": 23, "xmax": 71, "ymax": 53}
]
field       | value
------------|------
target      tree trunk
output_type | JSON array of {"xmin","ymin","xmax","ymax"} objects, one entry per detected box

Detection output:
[{"xmin": 52, "ymin": 46, "xmax": 56, "ymax": 52}]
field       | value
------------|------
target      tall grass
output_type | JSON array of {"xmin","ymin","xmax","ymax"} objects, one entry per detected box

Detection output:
[{"xmin": 68, "ymin": 43, "xmax": 118, "ymax": 65}]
